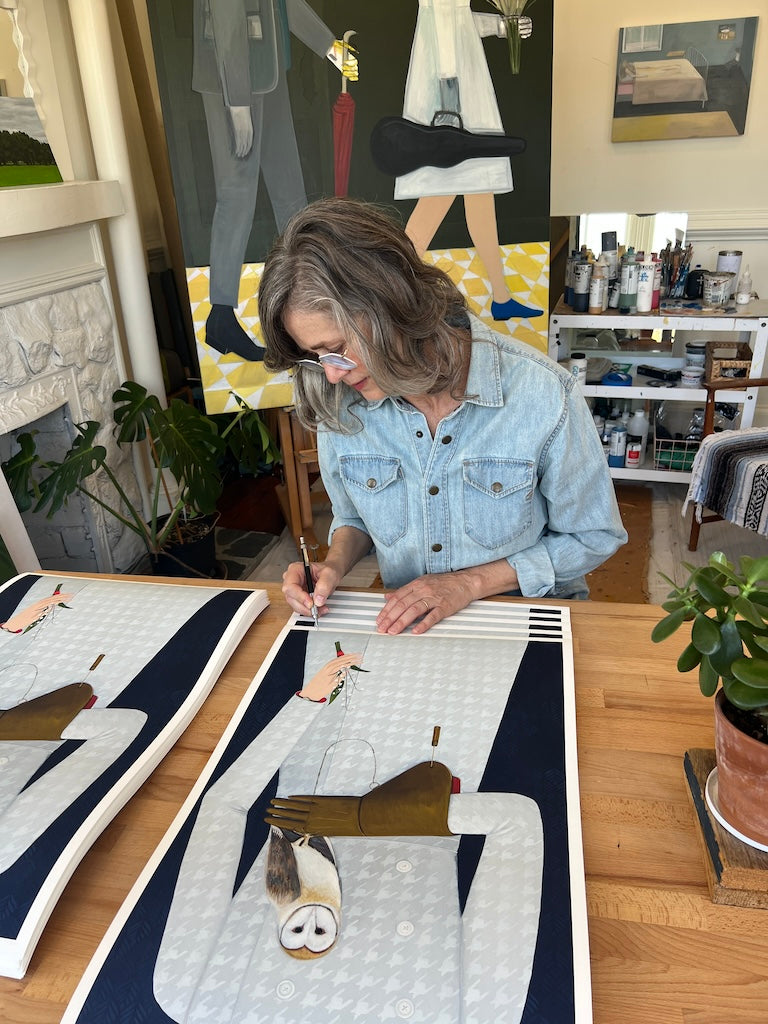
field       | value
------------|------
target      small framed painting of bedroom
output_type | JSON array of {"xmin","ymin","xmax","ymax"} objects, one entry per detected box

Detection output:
[{"xmin": 612, "ymin": 17, "xmax": 758, "ymax": 142}]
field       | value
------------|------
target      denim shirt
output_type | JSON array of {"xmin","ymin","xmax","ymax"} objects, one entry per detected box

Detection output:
[{"xmin": 317, "ymin": 316, "xmax": 627, "ymax": 599}]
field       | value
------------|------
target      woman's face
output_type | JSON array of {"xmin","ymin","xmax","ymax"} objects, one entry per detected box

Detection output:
[{"xmin": 283, "ymin": 307, "xmax": 386, "ymax": 402}]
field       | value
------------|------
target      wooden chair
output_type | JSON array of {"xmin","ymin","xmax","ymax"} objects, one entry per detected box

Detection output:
[
  {"xmin": 274, "ymin": 408, "xmax": 328, "ymax": 558},
  {"xmin": 687, "ymin": 376, "xmax": 768, "ymax": 550}
]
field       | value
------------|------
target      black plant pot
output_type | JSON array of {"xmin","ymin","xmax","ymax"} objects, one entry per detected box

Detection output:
[{"xmin": 150, "ymin": 514, "xmax": 219, "ymax": 579}]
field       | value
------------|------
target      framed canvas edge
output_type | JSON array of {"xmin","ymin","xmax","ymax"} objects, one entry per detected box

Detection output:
[{"xmin": 0, "ymin": 574, "xmax": 269, "ymax": 978}]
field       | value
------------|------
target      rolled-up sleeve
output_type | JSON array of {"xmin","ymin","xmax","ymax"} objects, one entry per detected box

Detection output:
[{"xmin": 509, "ymin": 385, "xmax": 627, "ymax": 597}]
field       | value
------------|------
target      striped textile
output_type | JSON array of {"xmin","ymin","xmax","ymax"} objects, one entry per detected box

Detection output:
[{"xmin": 683, "ymin": 427, "xmax": 768, "ymax": 536}]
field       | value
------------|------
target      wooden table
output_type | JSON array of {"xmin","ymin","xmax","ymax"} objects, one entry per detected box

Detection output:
[{"xmin": 2, "ymin": 584, "xmax": 767, "ymax": 1023}]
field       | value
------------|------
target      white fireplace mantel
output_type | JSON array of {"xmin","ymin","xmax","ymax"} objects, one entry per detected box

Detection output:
[{"xmin": 0, "ymin": 180, "xmax": 123, "ymax": 239}]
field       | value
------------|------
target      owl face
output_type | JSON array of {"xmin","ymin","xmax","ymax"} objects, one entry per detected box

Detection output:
[
  {"xmin": 265, "ymin": 828, "xmax": 342, "ymax": 959},
  {"xmin": 279, "ymin": 903, "xmax": 339, "ymax": 956}
]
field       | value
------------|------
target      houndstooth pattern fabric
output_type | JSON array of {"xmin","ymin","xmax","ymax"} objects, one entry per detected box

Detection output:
[{"xmin": 154, "ymin": 630, "xmax": 543, "ymax": 1023}]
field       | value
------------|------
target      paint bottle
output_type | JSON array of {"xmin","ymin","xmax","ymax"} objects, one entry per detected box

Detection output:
[
  {"xmin": 588, "ymin": 257, "xmax": 608, "ymax": 314},
  {"xmin": 568, "ymin": 351, "xmax": 588, "ymax": 386},
  {"xmin": 651, "ymin": 253, "xmax": 662, "ymax": 309},
  {"xmin": 635, "ymin": 258, "xmax": 656, "ymax": 313},
  {"xmin": 608, "ymin": 424, "xmax": 627, "ymax": 468},
  {"xmin": 564, "ymin": 251, "xmax": 578, "ymax": 306},
  {"xmin": 572, "ymin": 259, "xmax": 593, "ymax": 313},
  {"xmin": 618, "ymin": 248, "xmax": 638, "ymax": 315},
  {"xmin": 601, "ymin": 231, "xmax": 619, "ymax": 284},
  {"xmin": 625, "ymin": 436, "xmax": 642, "ymax": 468}
]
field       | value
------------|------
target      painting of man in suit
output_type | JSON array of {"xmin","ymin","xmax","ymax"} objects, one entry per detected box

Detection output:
[{"xmin": 192, "ymin": 0, "xmax": 358, "ymax": 361}]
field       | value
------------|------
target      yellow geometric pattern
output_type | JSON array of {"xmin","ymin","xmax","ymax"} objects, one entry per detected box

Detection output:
[{"xmin": 189, "ymin": 242, "xmax": 549, "ymax": 413}]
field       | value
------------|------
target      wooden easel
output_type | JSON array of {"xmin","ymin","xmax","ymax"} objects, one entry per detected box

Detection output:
[{"xmin": 274, "ymin": 408, "xmax": 328, "ymax": 558}]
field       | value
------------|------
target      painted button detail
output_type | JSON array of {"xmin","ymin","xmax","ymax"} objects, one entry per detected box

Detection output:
[
  {"xmin": 276, "ymin": 981, "xmax": 295, "ymax": 1000},
  {"xmin": 396, "ymin": 999, "xmax": 415, "ymax": 1018},
  {"xmin": 396, "ymin": 920, "xmax": 415, "ymax": 937},
  {"xmin": 396, "ymin": 860, "xmax": 412, "ymax": 873}
]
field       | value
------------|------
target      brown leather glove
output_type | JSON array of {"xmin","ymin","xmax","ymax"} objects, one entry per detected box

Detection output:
[
  {"xmin": 265, "ymin": 762, "xmax": 455, "ymax": 837},
  {"xmin": 0, "ymin": 682, "xmax": 94, "ymax": 740}
]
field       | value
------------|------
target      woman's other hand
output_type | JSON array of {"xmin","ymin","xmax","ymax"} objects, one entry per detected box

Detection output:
[{"xmin": 376, "ymin": 572, "xmax": 478, "ymax": 636}]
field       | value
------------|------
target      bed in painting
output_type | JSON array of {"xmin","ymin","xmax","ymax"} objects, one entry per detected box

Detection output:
[
  {"xmin": 0, "ymin": 573, "xmax": 268, "ymax": 979},
  {"xmin": 63, "ymin": 592, "xmax": 592, "ymax": 1024},
  {"xmin": 617, "ymin": 46, "xmax": 709, "ymax": 107}
]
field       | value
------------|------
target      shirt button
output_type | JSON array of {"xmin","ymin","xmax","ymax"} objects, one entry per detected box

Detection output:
[
  {"xmin": 428, "ymin": 485, "xmax": 439, "ymax": 495},
  {"xmin": 432, "ymin": 543, "xmax": 442, "ymax": 552},
  {"xmin": 396, "ymin": 860, "xmax": 412, "ymax": 873},
  {"xmin": 416, "ymin": 430, "xmax": 424, "ymax": 438},
  {"xmin": 0, "ymin": 756, "xmax": 7, "ymax": 766},
  {"xmin": 396, "ymin": 999, "xmax": 415, "ymax": 1018},
  {"xmin": 367, "ymin": 478, "xmax": 377, "ymax": 488},
  {"xmin": 492, "ymin": 481, "xmax": 503, "ymax": 493},
  {"xmin": 276, "ymin": 980, "xmax": 295, "ymax": 1000},
  {"xmin": 441, "ymin": 435, "xmax": 452, "ymax": 444},
  {"xmin": 396, "ymin": 920, "xmax": 414, "ymax": 937}
]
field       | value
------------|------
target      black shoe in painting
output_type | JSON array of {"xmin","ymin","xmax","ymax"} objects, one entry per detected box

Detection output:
[{"xmin": 205, "ymin": 305, "xmax": 265, "ymax": 361}]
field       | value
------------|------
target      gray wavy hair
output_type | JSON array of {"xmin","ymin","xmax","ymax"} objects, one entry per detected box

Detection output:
[{"xmin": 259, "ymin": 197, "xmax": 470, "ymax": 432}]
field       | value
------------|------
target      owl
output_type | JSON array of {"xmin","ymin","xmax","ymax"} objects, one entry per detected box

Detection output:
[{"xmin": 265, "ymin": 827, "xmax": 342, "ymax": 958}]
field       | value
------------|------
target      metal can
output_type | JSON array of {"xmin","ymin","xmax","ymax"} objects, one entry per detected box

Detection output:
[
  {"xmin": 625, "ymin": 437, "xmax": 642, "ymax": 467},
  {"xmin": 608, "ymin": 425, "xmax": 627, "ymax": 467}
]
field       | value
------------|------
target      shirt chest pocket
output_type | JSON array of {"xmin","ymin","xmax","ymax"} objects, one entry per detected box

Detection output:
[
  {"xmin": 462, "ymin": 458, "xmax": 535, "ymax": 549},
  {"xmin": 338, "ymin": 455, "xmax": 407, "ymax": 546}
]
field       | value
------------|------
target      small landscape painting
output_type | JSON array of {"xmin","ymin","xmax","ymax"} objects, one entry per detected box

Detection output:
[{"xmin": 612, "ymin": 16, "xmax": 758, "ymax": 143}]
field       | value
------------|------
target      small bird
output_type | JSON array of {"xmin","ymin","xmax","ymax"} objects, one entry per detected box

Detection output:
[{"xmin": 265, "ymin": 827, "xmax": 341, "ymax": 958}]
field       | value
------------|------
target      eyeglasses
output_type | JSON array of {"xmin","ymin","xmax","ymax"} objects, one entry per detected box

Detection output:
[{"xmin": 295, "ymin": 348, "xmax": 357, "ymax": 373}]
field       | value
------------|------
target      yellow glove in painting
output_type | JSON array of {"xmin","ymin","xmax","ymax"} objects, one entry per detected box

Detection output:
[
  {"xmin": 265, "ymin": 761, "xmax": 455, "ymax": 837},
  {"xmin": 0, "ymin": 682, "xmax": 93, "ymax": 740},
  {"xmin": 328, "ymin": 39, "xmax": 359, "ymax": 81}
]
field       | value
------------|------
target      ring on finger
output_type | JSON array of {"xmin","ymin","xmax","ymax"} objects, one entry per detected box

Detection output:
[{"xmin": 418, "ymin": 598, "xmax": 430, "ymax": 614}]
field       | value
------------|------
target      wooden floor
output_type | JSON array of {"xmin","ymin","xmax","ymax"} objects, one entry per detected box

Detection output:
[{"xmin": 247, "ymin": 481, "xmax": 768, "ymax": 605}]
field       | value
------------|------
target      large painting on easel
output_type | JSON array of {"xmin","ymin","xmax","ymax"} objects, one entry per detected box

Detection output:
[
  {"xmin": 145, "ymin": 1, "xmax": 553, "ymax": 414},
  {"xmin": 64, "ymin": 593, "xmax": 591, "ymax": 1024},
  {"xmin": 0, "ymin": 573, "xmax": 267, "ymax": 979}
]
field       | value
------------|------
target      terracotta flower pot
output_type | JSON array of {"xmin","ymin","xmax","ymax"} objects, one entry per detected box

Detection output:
[{"xmin": 714, "ymin": 689, "xmax": 768, "ymax": 847}]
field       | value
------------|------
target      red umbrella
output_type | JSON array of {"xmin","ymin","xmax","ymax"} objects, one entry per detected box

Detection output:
[{"xmin": 333, "ymin": 31, "xmax": 356, "ymax": 198}]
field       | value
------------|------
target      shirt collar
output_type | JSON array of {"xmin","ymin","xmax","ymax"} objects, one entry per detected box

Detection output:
[{"xmin": 352, "ymin": 314, "xmax": 504, "ymax": 411}]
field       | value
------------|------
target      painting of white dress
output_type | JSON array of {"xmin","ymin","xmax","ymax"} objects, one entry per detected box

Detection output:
[
  {"xmin": 0, "ymin": 573, "xmax": 267, "ymax": 978},
  {"xmin": 612, "ymin": 17, "xmax": 759, "ymax": 142},
  {"xmin": 63, "ymin": 593, "xmax": 592, "ymax": 1024}
]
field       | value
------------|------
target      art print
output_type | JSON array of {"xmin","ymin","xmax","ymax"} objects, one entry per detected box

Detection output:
[
  {"xmin": 0, "ymin": 573, "xmax": 267, "ymax": 978},
  {"xmin": 64, "ymin": 593, "xmax": 591, "ymax": 1024}
]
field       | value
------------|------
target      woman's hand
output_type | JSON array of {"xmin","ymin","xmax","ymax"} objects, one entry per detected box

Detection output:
[
  {"xmin": 376, "ymin": 572, "xmax": 478, "ymax": 636},
  {"xmin": 376, "ymin": 559, "xmax": 521, "ymax": 636},
  {"xmin": 299, "ymin": 653, "xmax": 363, "ymax": 702},
  {"xmin": 282, "ymin": 560, "xmax": 343, "ymax": 620}
]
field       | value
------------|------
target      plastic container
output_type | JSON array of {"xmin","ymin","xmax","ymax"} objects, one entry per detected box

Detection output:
[
  {"xmin": 685, "ymin": 341, "xmax": 707, "ymax": 367},
  {"xmin": 680, "ymin": 365, "xmax": 705, "ymax": 388},
  {"xmin": 568, "ymin": 352, "xmax": 588, "ymax": 386},
  {"xmin": 736, "ymin": 265, "xmax": 753, "ymax": 305},
  {"xmin": 636, "ymin": 259, "xmax": 656, "ymax": 313},
  {"xmin": 702, "ymin": 271, "xmax": 735, "ymax": 306},
  {"xmin": 618, "ymin": 249, "xmax": 638, "ymax": 314},
  {"xmin": 572, "ymin": 260, "xmax": 592, "ymax": 313},
  {"xmin": 716, "ymin": 250, "xmax": 742, "ymax": 296}
]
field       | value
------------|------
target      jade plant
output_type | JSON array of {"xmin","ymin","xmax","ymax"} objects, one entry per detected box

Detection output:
[{"xmin": 652, "ymin": 552, "xmax": 768, "ymax": 738}]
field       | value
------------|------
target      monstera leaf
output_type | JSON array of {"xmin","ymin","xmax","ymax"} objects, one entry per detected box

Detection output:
[
  {"xmin": 2, "ymin": 432, "xmax": 43, "ymax": 512},
  {"xmin": 34, "ymin": 422, "xmax": 108, "ymax": 517}
]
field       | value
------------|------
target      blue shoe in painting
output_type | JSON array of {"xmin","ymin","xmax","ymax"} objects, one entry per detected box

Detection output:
[{"xmin": 491, "ymin": 297, "xmax": 543, "ymax": 320}]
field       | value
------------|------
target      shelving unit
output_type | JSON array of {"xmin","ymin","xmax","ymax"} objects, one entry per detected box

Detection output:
[{"xmin": 548, "ymin": 299, "xmax": 768, "ymax": 482}]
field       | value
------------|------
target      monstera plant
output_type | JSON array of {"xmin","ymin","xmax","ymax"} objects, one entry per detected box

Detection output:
[{"xmin": 3, "ymin": 381, "xmax": 228, "ymax": 575}]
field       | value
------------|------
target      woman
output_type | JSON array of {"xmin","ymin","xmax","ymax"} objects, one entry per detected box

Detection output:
[{"xmin": 260, "ymin": 198, "xmax": 626, "ymax": 634}]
